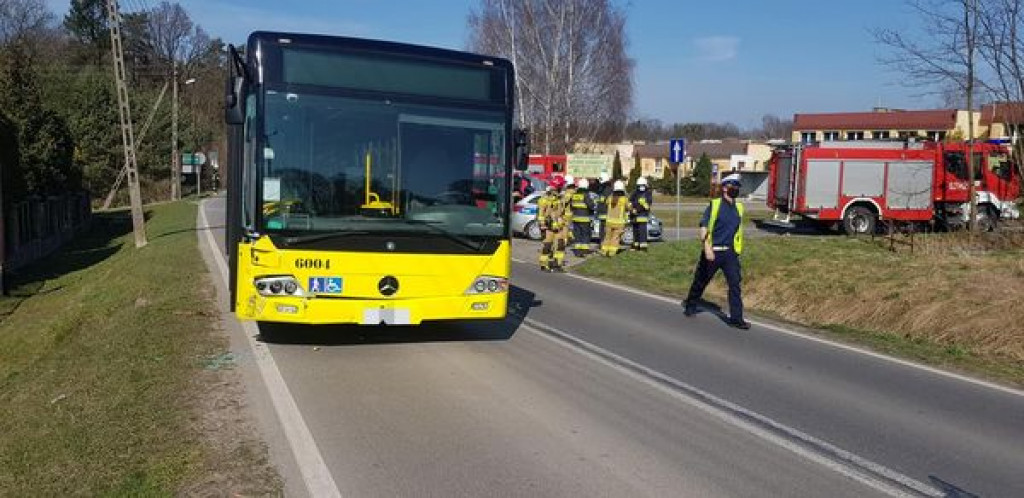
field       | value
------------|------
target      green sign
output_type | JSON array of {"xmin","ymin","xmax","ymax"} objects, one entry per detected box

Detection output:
[
  {"xmin": 567, "ymin": 154, "xmax": 613, "ymax": 178},
  {"xmin": 181, "ymin": 152, "xmax": 206, "ymax": 166}
]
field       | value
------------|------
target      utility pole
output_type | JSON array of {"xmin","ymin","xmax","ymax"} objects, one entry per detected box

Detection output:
[
  {"xmin": 106, "ymin": 0, "xmax": 147, "ymax": 248},
  {"xmin": 966, "ymin": 0, "xmax": 978, "ymax": 234},
  {"xmin": 171, "ymin": 63, "xmax": 180, "ymax": 201},
  {"xmin": 102, "ymin": 81, "xmax": 168, "ymax": 209}
]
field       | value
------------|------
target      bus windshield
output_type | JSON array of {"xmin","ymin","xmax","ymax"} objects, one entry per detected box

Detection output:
[{"xmin": 259, "ymin": 89, "xmax": 508, "ymax": 245}]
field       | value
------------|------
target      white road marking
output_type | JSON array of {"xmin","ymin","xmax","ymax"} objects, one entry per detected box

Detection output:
[
  {"xmin": 199, "ymin": 202, "xmax": 343, "ymax": 498},
  {"xmin": 520, "ymin": 318, "xmax": 942, "ymax": 497},
  {"xmin": 510, "ymin": 257, "xmax": 1024, "ymax": 398}
]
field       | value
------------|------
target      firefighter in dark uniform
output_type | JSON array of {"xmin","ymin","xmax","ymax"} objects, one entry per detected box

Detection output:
[
  {"xmin": 683, "ymin": 174, "xmax": 750, "ymax": 329},
  {"xmin": 629, "ymin": 177, "xmax": 653, "ymax": 251},
  {"xmin": 570, "ymin": 178, "xmax": 595, "ymax": 257},
  {"xmin": 594, "ymin": 172, "xmax": 612, "ymax": 243},
  {"xmin": 537, "ymin": 175, "xmax": 568, "ymax": 272}
]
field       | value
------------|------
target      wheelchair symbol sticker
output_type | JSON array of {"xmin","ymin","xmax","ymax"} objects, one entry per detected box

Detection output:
[{"xmin": 308, "ymin": 277, "xmax": 343, "ymax": 295}]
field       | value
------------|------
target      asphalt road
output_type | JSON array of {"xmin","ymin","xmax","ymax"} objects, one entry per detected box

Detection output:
[{"xmin": 200, "ymin": 195, "xmax": 1024, "ymax": 497}]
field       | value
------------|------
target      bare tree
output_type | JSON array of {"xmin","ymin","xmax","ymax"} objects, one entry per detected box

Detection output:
[
  {"xmin": 0, "ymin": 0, "xmax": 52, "ymax": 46},
  {"xmin": 468, "ymin": 0, "xmax": 633, "ymax": 154},
  {"xmin": 875, "ymin": 0, "xmax": 983, "ymax": 231},
  {"xmin": 757, "ymin": 114, "xmax": 794, "ymax": 140},
  {"xmin": 146, "ymin": 1, "xmax": 210, "ymax": 75}
]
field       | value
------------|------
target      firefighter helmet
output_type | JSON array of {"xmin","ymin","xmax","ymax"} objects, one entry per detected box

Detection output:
[
  {"xmin": 577, "ymin": 178, "xmax": 589, "ymax": 189},
  {"xmin": 549, "ymin": 175, "xmax": 566, "ymax": 190},
  {"xmin": 564, "ymin": 174, "xmax": 575, "ymax": 187},
  {"xmin": 599, "ymin": 172, "xmax": 611, "ymax": 183},
  {"xmin": 637, "ymin": 177, "xmax": 648, "ymax": 186},
  {"xmin": 613, "ymin": 180, "xmax": 626, "ymax": 192}
]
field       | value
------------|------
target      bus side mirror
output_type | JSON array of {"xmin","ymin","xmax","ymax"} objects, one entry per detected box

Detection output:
[
  {"xmin": 514, "ymin": 128, "xmax": 529, "ymax": 171},
  {"xmin": 225, "ymin": 76, "xmax": 245, "ymax": 125}
]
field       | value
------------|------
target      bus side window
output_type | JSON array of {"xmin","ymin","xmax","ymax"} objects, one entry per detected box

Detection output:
[{"xmin": 242, "ymin": 95, "xmax": 257, "ymax": 229}]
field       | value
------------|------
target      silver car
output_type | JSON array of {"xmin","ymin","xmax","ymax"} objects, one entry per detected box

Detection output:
[{"xmin": 512, "ymin": 192, "xmax": 663, "ymax": 244}]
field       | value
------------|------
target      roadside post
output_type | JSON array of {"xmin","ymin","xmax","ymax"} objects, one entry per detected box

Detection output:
[
  {"xmin": 670, "ymin": 138, "xmax": 685, "ymax": 241},
  {"xmin": 710, "ymin": 163, "xmax": 718, "ymax": 198}
]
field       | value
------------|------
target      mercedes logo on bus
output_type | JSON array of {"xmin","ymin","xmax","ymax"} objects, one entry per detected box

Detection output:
[{"xmin": 378, "ymin": 276, "xmax": 399, "ymax": 296}]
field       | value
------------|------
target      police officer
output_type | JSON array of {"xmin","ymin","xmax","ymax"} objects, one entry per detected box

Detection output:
[
  {"xmin": 537, "ymin": 175, "xmax": 568, "ymax": 272},
  {"xmin": 683, "ymin": 174, "xmax": 750, "ymax": 329},
  {"xmin": 629, "ymin": 177, "xmax": 653, "ymax": 251},
  {"xmin": 601, "ymin": 181, "xmax": 629, "ymax": 256},
  {"xmin": 570, "ymin": 178, "xmax": 596, "ymax": 257}
]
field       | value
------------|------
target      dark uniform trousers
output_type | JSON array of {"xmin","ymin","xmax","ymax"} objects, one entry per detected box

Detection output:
[
  {"xmin": 631, "ymin": 216, "xmax": 648, "ymax": 249},
  {"xmin": 685, "ymin": 248, "xmax": 743, "ymax": 321}
]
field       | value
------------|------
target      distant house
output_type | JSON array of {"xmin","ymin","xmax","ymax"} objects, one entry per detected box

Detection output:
[
  {"xmin": 980, "ymin": 102, "xmax": 1024, "ymax": 141},
  {"xmin": 791, "ymin": 108, "xmax": 979, "ymax": 143}
]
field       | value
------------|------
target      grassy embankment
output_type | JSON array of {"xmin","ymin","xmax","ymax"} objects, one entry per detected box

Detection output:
[
  {"xmin": 575, "ymin": 232, "xmax": 1024, "ymax": 386},
  {"xmin": 0, "ymin": 201, "xmax": 276, "ymax": 495}
]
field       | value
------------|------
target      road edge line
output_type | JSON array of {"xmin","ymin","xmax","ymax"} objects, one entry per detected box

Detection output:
[
  {"xmin": 199, "ymin": 201, "xmax": 343, "ymax": 498},
  {"xmin": 508, "ymin": 257, "xmax": 1024, "ymax": 399},
  {"xmin": 520, "ymin": 316, "xmax": 941, "ymax": 498}
]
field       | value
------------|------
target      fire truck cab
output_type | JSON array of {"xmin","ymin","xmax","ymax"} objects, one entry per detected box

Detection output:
[{"xmin": 767, "ymin": 140, "xmax": 1021, "ymax": 234}]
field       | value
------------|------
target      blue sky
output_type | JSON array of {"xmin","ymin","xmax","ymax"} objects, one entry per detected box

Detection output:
[{"xmin": 46, "ymin": 0, "xmax": 937, "ymax": 128}]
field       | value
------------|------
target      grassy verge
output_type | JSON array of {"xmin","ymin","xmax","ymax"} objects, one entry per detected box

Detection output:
[
  {"xmin": 574, "ymin": 234, "xmax": 1024, "ymax": 386},
  {"xmin": 0, "ymin": 202, "xmax": 260, "ymax": 495}
]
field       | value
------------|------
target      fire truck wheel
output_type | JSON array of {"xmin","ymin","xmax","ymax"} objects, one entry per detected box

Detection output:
[
  {"xmin": 977, "ymin": 206, "xmax": 998, "ymax": 232},
  {"xmin": 843, "ymin": 206, "xmax": 876, "ymax": 236}
]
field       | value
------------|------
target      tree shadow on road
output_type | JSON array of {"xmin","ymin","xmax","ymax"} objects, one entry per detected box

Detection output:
[{"xmin": 256, "ymin": 285, "xmax": 541, "ymax": 347}]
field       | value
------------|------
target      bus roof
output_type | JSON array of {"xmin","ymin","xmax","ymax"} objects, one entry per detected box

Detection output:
[{"xmin": 246, "ymin": 31, "xmax": 513, "ymax": 72}]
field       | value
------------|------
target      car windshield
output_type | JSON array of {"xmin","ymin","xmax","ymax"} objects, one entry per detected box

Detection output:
[{"xmin": 259, "ymin": 90, "xmax": 508, "ymax": 243}]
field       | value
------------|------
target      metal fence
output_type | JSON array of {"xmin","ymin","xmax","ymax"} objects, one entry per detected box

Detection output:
[{"xmin": 3, "ymin": 193, "xmax": 92, "ymax": 274}]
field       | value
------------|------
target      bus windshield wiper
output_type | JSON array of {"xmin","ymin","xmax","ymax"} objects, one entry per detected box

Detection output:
[
  {"xmin": 282, "ymin": 229, "xmax": 370, "ymax": 245},
  {"xmin": 403, "ymin": 220, "xmax": 485, "ymax": 251}
]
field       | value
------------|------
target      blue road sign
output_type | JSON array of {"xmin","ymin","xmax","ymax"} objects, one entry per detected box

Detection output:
[{"xmin": 670, "ymin": 138, "xmax": 685, "ymax": 163}]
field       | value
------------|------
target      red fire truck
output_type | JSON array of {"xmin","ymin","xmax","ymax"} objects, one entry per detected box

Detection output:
[
  {"xmin": 526, "ymin": 154, "xmax": 567, "ymax": 181},
  {"xmin": 767, "ymin": 140, "xmax": 1020, "ymax": 234}
]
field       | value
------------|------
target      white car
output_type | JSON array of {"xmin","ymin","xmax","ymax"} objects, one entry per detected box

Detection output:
[{"xmin": 512, "ymin": 192, "xmax": 663, "ymax": 244}]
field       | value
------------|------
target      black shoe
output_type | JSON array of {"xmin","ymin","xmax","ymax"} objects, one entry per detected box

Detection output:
[
  {"xmin": 728, "ymin": 318, "xmax": 751, "ymax": 330},
  {"xmin": 553, "ymin": 265, "xmax": 566, "ymax": 273},
  {"xmin": 540, "ymin": 266, "xmax": 552, "ymax": 272},
  {"xmin": 683, "ymin": 301, "xmax": 698, "ymax": 317}
]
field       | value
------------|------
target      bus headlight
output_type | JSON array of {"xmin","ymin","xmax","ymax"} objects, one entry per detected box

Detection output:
[
  {"xmin": 466, "ymin": 276, "xmax": 507, "ymax": 295},
  {"xmin": 254, "ymin": 276, "xmax": 306, "ymax": 297}
]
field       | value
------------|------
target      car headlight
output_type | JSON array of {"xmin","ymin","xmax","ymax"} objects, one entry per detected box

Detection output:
[
  {"xmin": 254, "ymin": 276, "xmax": 306, "ymax": 297},
  {"xmin": 466, "ymin": 276, "xmax": 508, "ymax": 295}
]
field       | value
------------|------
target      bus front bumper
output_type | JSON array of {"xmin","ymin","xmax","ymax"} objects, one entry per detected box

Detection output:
[{"xmin": 237, "ymin": 292, "xmax": 508, "ymax": 325}]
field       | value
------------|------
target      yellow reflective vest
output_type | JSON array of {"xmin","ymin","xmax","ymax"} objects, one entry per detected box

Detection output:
[{"xmin": 707, "ymin": 198, "xmax": 745, "ymax": 254}]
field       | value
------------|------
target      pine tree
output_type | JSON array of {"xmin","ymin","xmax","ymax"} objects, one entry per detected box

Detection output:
[
  {"xmin": 63, "ymin": 0, "xmax": 111, "ymax": 65},
  {"xmin": 612, "ymin": 150, "xmax": 623, "ymax": 181},
  {"xmin": 683, "ymin": 153, "xmax": 713, "ymax": 197},
  {"xmin": 626, "ymin": 155, "xmax": 641, "ymax": 191}
]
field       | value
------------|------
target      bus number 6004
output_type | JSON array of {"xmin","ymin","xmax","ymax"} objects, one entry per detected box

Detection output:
[{"xmin": 295, "ymin": 259, "xmax": 330, "ymax": 270}]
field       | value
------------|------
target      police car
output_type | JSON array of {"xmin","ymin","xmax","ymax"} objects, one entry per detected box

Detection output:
[{"xmin": 512, "ymin": 192, "xmax": 663, "ymax": 243}]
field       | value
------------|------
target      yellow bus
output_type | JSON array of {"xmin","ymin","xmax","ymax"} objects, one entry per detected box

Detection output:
[{"xmin": 223, "ymin": 32, "xmax": 525, "ymax": 325}]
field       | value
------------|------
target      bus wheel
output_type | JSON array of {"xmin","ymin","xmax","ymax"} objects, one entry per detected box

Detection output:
[{"xmin": 843, "ymin": 206, "xmax": 876, "ymax": 236}]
